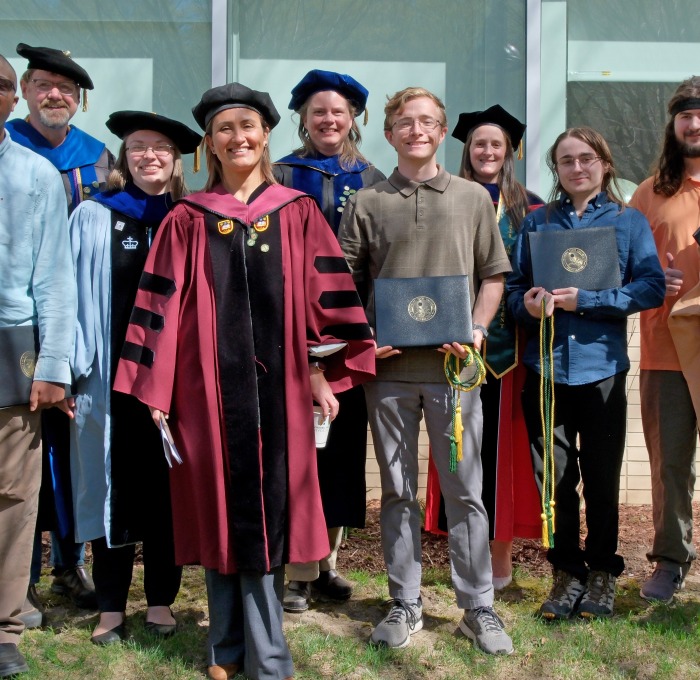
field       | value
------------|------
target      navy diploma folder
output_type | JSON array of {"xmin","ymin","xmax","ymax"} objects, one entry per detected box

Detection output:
[
  {"xmin": 374, "ymin": 275, "xmax": 473, "ymax": 348},
  {"xmin": 528, "ymin": 226, "xmax": 621, "ymax": 292}
]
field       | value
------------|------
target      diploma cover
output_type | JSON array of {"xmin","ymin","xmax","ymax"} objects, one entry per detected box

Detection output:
[
  {"xmin": 374, "ymin": 275, "xmax": 473, "ymax": 348},
  {"xmin": 528, "ymin": 226, "xmax": 621, "ymax": 291},
  {"xmin": 0, "ymin": 325, "xmax": 39, "ymax": 407}
]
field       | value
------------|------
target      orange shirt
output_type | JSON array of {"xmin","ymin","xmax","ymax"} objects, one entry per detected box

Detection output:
[{"xmin": 631, "ymin": 175, "xmax": 700, "ymax": 371}]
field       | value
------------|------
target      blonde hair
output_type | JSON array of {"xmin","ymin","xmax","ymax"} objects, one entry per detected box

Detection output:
[
  {"xmin": 293, "ymin": 94, "xmax": 368, "ymax": 170},
  {"xmin": 383, "ymin": 87, "xmax": 446, "ymax": 131},
  {"xmin": 203, "ymin": 111, "xmax": 277, "ymax": 192}
]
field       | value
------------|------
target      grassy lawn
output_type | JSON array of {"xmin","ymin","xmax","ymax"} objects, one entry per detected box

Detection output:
[{"xmin": 19, "ymin": 564, "xmax": 700, "ymax": 679}]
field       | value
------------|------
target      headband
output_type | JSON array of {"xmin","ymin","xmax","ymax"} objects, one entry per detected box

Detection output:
[{"xmin": 670, "ymin": 97, "xmax": 700, "ymax": 117}]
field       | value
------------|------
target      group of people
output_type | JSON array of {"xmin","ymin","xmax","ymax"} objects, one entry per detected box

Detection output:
[{"xmin": 0, "ymin": 37, "xmax": 698, "ymax": 680}]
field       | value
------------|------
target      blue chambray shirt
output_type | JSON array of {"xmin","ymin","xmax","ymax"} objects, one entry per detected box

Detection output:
[
  {"xmin": 506, "ymin": 192, "xmax": 665, "ymax": 386},
  {"xmin": 0, "ymin": 131, "xmax": 75, "ymax": 384}
]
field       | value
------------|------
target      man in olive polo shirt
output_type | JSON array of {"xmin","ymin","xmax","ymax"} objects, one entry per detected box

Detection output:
[{"xmin": 338, "ymin": 87, "xmax": 513, "ymax": 656}]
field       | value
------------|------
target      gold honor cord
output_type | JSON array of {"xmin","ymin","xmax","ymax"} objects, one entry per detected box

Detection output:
[
  {"xmin": 443, "ymin": 346, "xmax": 486, "ymax": 473},
  {"xmin": 539, "ymin": 299, "xmax": 556, "ymax": 547}
]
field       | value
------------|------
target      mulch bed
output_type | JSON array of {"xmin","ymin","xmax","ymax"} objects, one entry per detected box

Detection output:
[{"xmin": 342, "ymin": 500, "xmax": 700, "ymax": 581}]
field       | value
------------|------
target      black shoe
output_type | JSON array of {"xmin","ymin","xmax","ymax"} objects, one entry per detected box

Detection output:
[
  {"xmin": 282, "ymin": 581, "xmax": 311, "ymax": 613},
  {"xmin": 90, "ymin": 623, "xmax": 126, "ymax": 646},
  {"xmin": 51, "ymin": 567, "xmax": 98, "ymax": 610},
  {"xmin": 17, "ymin": 585, "xmax": 44, "ymax": 630},
  {"xmin": 145, "ymin": 608, "xmax": 177, "ymax": 637},
  {"xmin": 0, "ymin": 643, "xmax": 29, "ymax": 677},
  {"xmin": 312, "ymin": 569, "xmax": 352, "ymax": 601}
]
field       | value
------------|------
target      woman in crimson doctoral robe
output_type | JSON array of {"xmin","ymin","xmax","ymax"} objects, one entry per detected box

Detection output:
[
  {"xmin": 424, "ymin": 105, "xmax": 542, "ymax": 590},
  {"xmin": 114, "ymin": 83, "xmax": 375, "ymax": 680}
]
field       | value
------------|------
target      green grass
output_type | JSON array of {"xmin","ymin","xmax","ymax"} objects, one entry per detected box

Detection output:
[{"xmin": 18, "ymin": 565, "xmax": 700, "ymax": 679}]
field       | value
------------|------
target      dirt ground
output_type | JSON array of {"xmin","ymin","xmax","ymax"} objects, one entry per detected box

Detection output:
[
  {"xmin": 282, "ymin": 501, "xmax": 700, "ymax": 647},
  {"xmin": 341, "ymin": 500, "xmax": 700, "ymax": 584}
]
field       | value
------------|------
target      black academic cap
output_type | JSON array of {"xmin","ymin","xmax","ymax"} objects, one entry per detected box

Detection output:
[
  {"xmin": 288, "ymin": 69, "xmax": 369, "ymax": 115},
  {"xmin": 192, "ymin": 83, "xmax": 280, "ymax": 131},
  {"xmin": 16, "ymin": 42, "xmax": 93, "ymax": 90},
  {"xmin": 106, "ymin": 111, "xmax": 202, "ymax": 154},
  {"xmin": 451, "ymin": 104, "xmax": 526, "ymax": 148}
]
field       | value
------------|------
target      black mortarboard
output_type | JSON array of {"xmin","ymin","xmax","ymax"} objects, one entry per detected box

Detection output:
[
  {"xmin": 192, "ymin": 83, "xmax": 280, "ymax": 131},
  {"xmin": 451, "ymin": 104, "xmax": 526, "ymax": 148},
  {"xmin": 288, "ymin": 69, "xmax": 369, "ymax": 116},
  {"xmin": 106, "ymin": 111, "xmax": 202, "ymax": 154},
  {"xmin": 16, "ymin": 42, "xmax": 93, "ymax": 89}
]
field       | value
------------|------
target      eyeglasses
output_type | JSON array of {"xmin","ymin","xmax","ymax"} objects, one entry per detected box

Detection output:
[
  {"xmin": 0, "ymin": 77, "xmax": 16, "ymax": 95},
  {"xmin": 30, "ymin": 78, "xmax": 77, "ymax": 97},
  {"xmin": 556, "ymin": 154, "xmax": 602, "ymax": 169},
  {"xmin": 126, "ymin": 144, "xmax": 175, "ymax": 158},
  {"xmin": 391, "ymin": 117, "xmax": 443, "ymax": 133}
]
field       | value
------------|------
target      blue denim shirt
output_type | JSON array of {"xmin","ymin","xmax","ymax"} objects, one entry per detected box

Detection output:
[
  {"xmin": 506, "ymin": 192, "xmax": 665, "ymax": 385},
  {"xmin": 0, "ymin": 131, "xmax": 74, "ymax": 384}
]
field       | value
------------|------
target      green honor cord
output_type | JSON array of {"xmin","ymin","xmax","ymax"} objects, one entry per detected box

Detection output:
[
  {"xmin": 443, "ymin": 346, "xmax": 486, "ymax": 472},
  {"xmin": 539, "ymin": 299, "xmax": 556, "ymax": 548}
]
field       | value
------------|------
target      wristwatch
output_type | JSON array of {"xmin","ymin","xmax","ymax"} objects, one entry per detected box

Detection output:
[{"xmin": 473, "ymin": 323, "xmax": 489, "ymax": 338}]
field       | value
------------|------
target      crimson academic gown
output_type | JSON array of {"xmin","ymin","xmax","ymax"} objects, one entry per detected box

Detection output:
[{"xmin": 114, "ymin": 183, "xmax": 375, "ymax": 575}]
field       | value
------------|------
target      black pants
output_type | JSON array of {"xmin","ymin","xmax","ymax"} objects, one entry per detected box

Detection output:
[
  {"xmin": 91, "ymin": 532, "xmax": 182, "ymax": 613},
  {"xmin": 522, "ymin": 369, "xmax": 627, "ymax": 580}
]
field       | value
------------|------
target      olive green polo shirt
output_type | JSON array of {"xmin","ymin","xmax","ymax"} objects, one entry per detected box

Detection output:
[{"xmin": 339, "ymin": 166, "xmax": 511, "ymax": 383}]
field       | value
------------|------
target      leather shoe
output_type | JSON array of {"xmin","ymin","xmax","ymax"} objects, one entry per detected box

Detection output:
[
  {"xmin": 51, "ymin": 566, "xmax": 98, "ymax": 610},
  {"xmin": 0, "ymin": 643, "xmax": 28, "ymax": 677},
  {"xmin": 312, "ymin": 569, "xmax": 352, "ymax": 601},
  {"xmin": 90, "ymin": 622, "xmax": 126, "ymax": 646},
  {"xmin": 282, "ymin": 581, "xmax": 310, "ymax": 613},
  {"xmin": 18, "ymin": 585, "xmax": 44, "ymax": 630},
  {"xmin": 207, "ymin": 663, "xmax": 240, "ymax": 679},
  {"xmin": 145, "ymin": 607, "xmax": 177, "ymax": 637}
]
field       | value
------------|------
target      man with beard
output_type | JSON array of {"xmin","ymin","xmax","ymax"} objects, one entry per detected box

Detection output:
[
  {"xmin": 5, "ymin": 43, "xmax": 113, "ymax": 625},
  {"xmin": 0, "ymin": 54, "xmax": 75, "ymax": 677},
  {"xmin": 630, "ymin": 75, "xmax": 700, "ymax": 603}
]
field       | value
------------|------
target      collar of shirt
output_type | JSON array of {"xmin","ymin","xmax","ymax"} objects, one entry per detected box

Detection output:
[{"xmin": 388, "ymin": 165, "xmax": 451, "ymax": 197}]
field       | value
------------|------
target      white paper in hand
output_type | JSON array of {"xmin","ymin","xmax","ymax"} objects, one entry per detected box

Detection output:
[{"xmin": 160, "ymin": 416, "xmax": 183, "ymax": 467}]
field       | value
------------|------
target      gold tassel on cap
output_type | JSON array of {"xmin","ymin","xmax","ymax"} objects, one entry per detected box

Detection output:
[
  {"xmin": 363, "ymin": 108, "xmax": 368, "ymax": 126},
  {"xmin": 193, "ymin": 145, "xmax": 201, "ymax": 173},
  {"xmin": 82, "ymin": 88, "xmax": 88, "ymax": 113},
  {"xmin": 517, "ymin": 138, "xmax": 523, "ymax": 161}
]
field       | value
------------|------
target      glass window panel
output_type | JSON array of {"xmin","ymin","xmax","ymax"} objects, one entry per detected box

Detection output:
[
  {"xmin": 231, "ymin": 0, "xmax": 528, "ymax": 179},
  {"xmin": 0, "ymin": 1, "xmax": 212, "ymax": 188}
]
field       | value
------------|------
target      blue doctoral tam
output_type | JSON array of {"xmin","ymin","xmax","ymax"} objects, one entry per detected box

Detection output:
[{"xmin": 288, "ymin": 70, "xmax": 368, "ymax": 116}]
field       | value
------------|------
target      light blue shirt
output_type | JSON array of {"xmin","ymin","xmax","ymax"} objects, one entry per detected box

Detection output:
[{"xmin": 0, "ymin": 130, "xmax": 75, "ymax": 384}]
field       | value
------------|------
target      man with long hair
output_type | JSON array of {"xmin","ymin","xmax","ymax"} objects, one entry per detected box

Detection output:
[{"xmin": 631, "ymin": 75, "xmax": 700, "ymax": 603}]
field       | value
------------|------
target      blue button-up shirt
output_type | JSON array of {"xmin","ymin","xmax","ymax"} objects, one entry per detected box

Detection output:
[
  {"xmin": 506, "ymin": 192, "xmax": 665, "ymax": 385},
  {"xmin": 0, "ymin": 130, "xmax": 75, "ymax": 384}
]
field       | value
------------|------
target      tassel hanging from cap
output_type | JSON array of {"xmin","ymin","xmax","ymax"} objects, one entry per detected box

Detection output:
[
  {"xmin": 517, "ymin": 138, "xmax": 523, "ymax": 161},
  {"xmin": 538, "ymin": 298, "xmax": 556, "ymax": 548},
  {"xmin": 193, "ymin": 145, "xmax": 201, "ymax": 173},
  {"xmin": 363, "ymin": 108, "xmax": 368, "ymax": 126},
  {"xmin": 444, "ymin": 345, "xmax": 486, "ymax": 472},
  {"xmin": 82, "ymin": 88, "xmax": 88, "ymax": 113}
]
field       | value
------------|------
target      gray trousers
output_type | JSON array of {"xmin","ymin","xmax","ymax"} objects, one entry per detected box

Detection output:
[
  {"xmin": 640, "ymin": 369, "xmax": 698, "ymax": 572},
  {"xmin": 205, "ymin": 566, "xmax": 293, "ymax": 680},
  {"xmin": 364, "ymin": 381, "xmax": 494, "ymax": 609}
]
